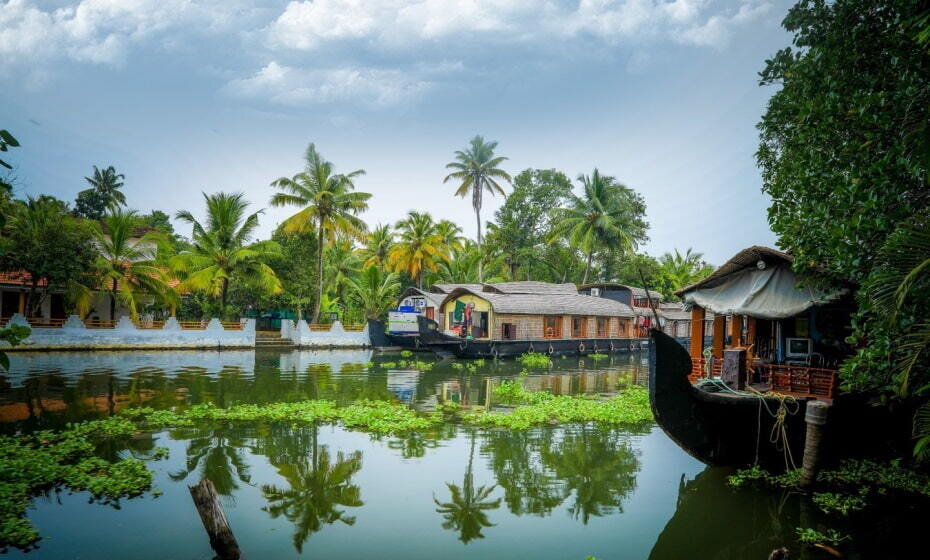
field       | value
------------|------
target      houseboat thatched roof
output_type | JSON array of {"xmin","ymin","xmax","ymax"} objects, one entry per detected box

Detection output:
[
  {"xmin": 676, "ymin": 246, "xmax": 844, "ymax": 320},
  {"xmin": 430, "ymin": 283, "xmax": 484, "ymax": 294},
  {"xmin": 578, "ymin": 282, "xmax": 664, "ymax": 300},
  {"xmin": 482, "ymin": 281, "xmax": 578, "ymax": 295},
  {"xmin": 398, "ymin": 287, "xmax": 444, "ymax": 308},
  {"xmin": 440, "ymin": 286, "xmax": 635, "ymax": 317}
]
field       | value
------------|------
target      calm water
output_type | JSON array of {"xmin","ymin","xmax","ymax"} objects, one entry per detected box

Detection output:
[{"xmin": 0, "ymin": 350, "xmax": 919, "ymax": 558}]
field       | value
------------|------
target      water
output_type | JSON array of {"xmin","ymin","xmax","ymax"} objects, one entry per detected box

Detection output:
[{"xmin": 0, "ymin": 350, "xmax": 920, "ymax": 558}]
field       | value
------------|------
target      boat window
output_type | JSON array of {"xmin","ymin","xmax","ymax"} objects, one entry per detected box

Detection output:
[
  {"xmin": 544, "ymin": 316, "xmax": 561, "ymax": 339},
  {"xmin": 618, "ymin": 321, "xmax": 626, "ymax": 337},
  {"xmin": 596, "ymin": 317, "xmax": 608, "ymax": 337},
  {"xmin": 572, "ymin": 316, "xmax": 587, "ymax": 338}
]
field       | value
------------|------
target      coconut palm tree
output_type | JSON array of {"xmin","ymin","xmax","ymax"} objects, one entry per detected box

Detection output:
[
  {"xmin": 85, "ymin": 165, "xmax": 127, "ymax": 206},
  {"xmin": 548, "ymin": 169, "xmax": 636, "ymax": 284},
  {"xmin": 443, "ymin": 135, "xmax": 512, "ymax": 282},
  {"xmin": 357, "ymin": 224, "xmax": 394, "ymax": 269},
  {"xmin": 658, "ymin": 248, "xmax": 714, "ymax": 294},
  {"xmin": 436, "ymin": 219, "xmax": 465, "ymax": 252},
  {"xmin": 323, "ymin": 236, "xmax": 360, "ymax": 306},
  {"xmin": 349, "ymin": 265, "xmax": 401, "ymax": 320},
  {"xmin": 270, "ymin": 143, "xmax": 369, "ymax": 323},
  {"xmin": 387, "ymin": 211, "xmax": 447, "ymax": 289},
  {"xmin": 172, "ymin": 192, "xmax": 282, "ymax": 311},
  {"xmin": 94, "ymin": 209, "xmax": 176, "ymax": 320}
]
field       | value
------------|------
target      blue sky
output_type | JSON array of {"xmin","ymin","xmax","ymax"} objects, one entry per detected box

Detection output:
[{"xmin": 1, "ymin": 0, "xmax": 792, "ymax": 265}]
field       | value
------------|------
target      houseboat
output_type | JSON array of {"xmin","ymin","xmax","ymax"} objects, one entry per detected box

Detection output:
[
  {"xmin": 419, "ymin": 281, "xmax": 641, "ymax": 358},
  {"xmin": 650, "ymin": 246, "xmax": 855, "ymax": 467},
  {"xmin": 368, "ymin": 284, "xmax": 480, "ymax": 349}
]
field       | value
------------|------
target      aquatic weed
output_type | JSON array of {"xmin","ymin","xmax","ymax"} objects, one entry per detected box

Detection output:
[
  {"xmin": 518, "ymin": 352, "xmax": 551, "ymax": 368},
  {"xmin": 400, "ymin": 350, "xmax": 413, "ymax": 358},
  {"xmin": 796, "ymin": 527, "xmax": 848, "ymax": 546}
]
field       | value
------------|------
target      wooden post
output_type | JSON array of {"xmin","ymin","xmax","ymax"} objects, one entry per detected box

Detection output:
[
  {"xmin": 729, "ymin": 314, "xmax": 743, "ymax": 348},
  {"xmin": 189, "ymin": 479, "xmax": 241, "ymax": 560},
  {"xmin": 799, "ymin": 400, "xmax": 831, "ymax": 489},
  {"xmin": 712, "ymin": 316, "xmax": 725, "ymax": 359},
  {"xmin": 17, "ymin": 292, "xmax": 25, "ymax": 314},
  {"xmin": 689, "ymin": 306, "xmax": 705, "ymax": 378}
]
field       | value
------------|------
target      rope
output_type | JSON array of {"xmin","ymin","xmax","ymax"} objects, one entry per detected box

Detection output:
[{"xmin": 695, "ymin": 377, "xmax": 800, "ymax": 470}]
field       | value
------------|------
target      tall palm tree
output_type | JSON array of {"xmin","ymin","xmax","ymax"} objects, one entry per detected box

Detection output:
[
  {"xmin": 357, "ymin": 224, "xmax": 394, "ymax": 269},
  {"xmin": 548, "ymin": 169, "xmax": 636, "ymax": 284},
  {"xmin": 349, "ymin": 265, "xmax": 401, "ymax": 320},
  {"xmin": 270, "ymin": 143, "xmax": 369, "ymax": 323},
  {"xmin": 84, "ymin": 165, "xmax": 127, "ymax": 207},
  {"xmin": 434, "ymin": 431, "xmax": 501, "ymax": 544},
  {"xmin": 172, "ymin": 192, "xmax": 282, "ymax": 310},
  {"xmin": 94, "ymin": 209, "xmax": 176, "ymax": 320},
  {"xmin": 443, "ymin": 135, "xmax": 512, "ymax": 282},
  {"xmin": 387, "ymin": 211, "xmax": 447, "ymax": 289},
  {"xmin": 324, "ymin": 236, "xmax": 360, "ymax": 306}
]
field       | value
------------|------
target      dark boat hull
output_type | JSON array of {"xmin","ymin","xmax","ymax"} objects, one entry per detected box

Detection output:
[
  {"xmin": 422, "ymin": 334, "xmax": 649, "ymax": 358},
  {"xmin": 649, "ymin": 327, "xmax": 807, "ymax": 469}
]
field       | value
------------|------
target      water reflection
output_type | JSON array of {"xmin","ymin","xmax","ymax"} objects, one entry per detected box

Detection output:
[
  {"xmin": 0, "ymin": 349, "xmax": 650, "ymax": 432},
  {"xmin": 434, "ymin": 432, "xmax": 501, "ymax": 544},
  {"xmin": 168, "ymin": 429, "xmax": 252, "ymax": 497},
  {"xmin": 258, "ymin": 425, "xmax": 364, "ymax": 553},
  {"xmin": 482, "ymin": 426, "xmax": 643, "ymax": 522}
]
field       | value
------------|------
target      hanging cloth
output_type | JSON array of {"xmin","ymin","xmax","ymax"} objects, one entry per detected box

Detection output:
[{"xmin": 453, "ymin": 300, "xmax": 466, "ymax": 322}]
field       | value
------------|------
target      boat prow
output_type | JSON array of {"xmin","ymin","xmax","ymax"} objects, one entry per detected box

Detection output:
[{"xmin": 648, "ymin": 328, "xmax": 807, "ymax": 468}]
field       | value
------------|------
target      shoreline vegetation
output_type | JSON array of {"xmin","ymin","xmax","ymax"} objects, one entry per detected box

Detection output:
[{"xmin": 0, "ymin": 386, "xmax": 652, "ymax": 549}]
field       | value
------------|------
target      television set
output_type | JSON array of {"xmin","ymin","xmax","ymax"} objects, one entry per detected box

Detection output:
[{"xmin": 785, "ymin": 337, "xmax": 812, "ymax": 359}]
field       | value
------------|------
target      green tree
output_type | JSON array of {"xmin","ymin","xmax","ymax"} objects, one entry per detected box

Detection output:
[
  {"xmin": 172, "ymin": 192, "xmax": 282, "ymax": 314},
  {"xmin": 443, "ymin": 135, "xmax": 512, "ymax": 282},
  {"xmin": 357, "ymin": 223, "xmax": 393, "ymax": 269},
  {"xmin": 388, "ymin": 211, "xmax": 447, "ymax": 289},
  {"xmin": 349, "ymin": 265, "xmax": 401, "ymax": 320},
  {"xmin": 270, "ymin": 143, "xmax": 369, "ymax": 323},
  {"xmin": 486, "ymin": 168, "xmax": 572, "ymax": 280},
  {"xmin": 0, "ymin": 196, "xmax": 97, "ymax": 315},
  {"xmin": 323, "ymin": 236, "xmax": 360, "ymax": 309},
  {"xmin": 271, "ymin": 227, "xmax": 319, "ymax": 320},
  {"xmin": 92, "ymin": 209, "xmax": 176, "ymax": 320},
  {"xmin": 0, "ymin": 129, "xmax": 20, "ymax": 192},
  {"xmin": 756, "ymin": 0, "xmax": 930, "ymax": 401},
  {"xmin": 74, "ymin": 165, "xmax": 127, "ymax": 219},
  {"xmin": 549, "ymin": 169, "xmax": 647, "ymax": 284},
  {"xmin": 656, "ymin": 249, "xmax": 714, "ymax": 298}
]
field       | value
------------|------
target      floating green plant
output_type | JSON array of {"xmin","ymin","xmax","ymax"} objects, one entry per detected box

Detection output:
[
  {"xmin": 465, "ymin": 386, "xmax": 653, "ymax": 430},
  {"xmin": 588, "ymin": 353, "xmax": 608, "ymax": 360},
  {"xmin": 796, "ymin": 527, "xmax": 848, "ymax": 547},
  {"xmin": 400, "ymin": 350, "xmax": 413, "ymax": 358},
  {"xmin": 381, "ymin": 361, "xmax": 398, "ymax": 369},
  {"xmin": 518, "ymin": 352, "xmax": 551, "ymax": 368}
]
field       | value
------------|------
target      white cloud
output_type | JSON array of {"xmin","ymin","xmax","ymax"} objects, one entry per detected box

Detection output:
[
  {"xmin": 0, "ymin": 0, "xmax": 244, "ymax": 67},
  {"xmin": 224, "ymin": 61, "xmax": 435, "ymax": 106},
  {"xmin": 266, "ymin": 0, "xmax": 772, "ymax": 50}
]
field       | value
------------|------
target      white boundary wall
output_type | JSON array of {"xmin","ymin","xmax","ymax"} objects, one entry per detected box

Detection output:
[
  {"xmin": 1, "ymin": 314, "xmax": 256, "ymax": 351},
  {"xmin": 280, "ymin": 320, "xmax": 371, "ymax": 348}
]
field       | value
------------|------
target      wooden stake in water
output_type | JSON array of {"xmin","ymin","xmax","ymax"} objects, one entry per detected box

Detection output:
[{"xmin": 189, "ymin": 479, "xmax": 241, "ymax": 560}]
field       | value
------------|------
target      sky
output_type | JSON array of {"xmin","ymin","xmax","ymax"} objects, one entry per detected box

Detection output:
[{"xmin": 0, "ymin": 0, "xmax": 793, "ymax": 266}]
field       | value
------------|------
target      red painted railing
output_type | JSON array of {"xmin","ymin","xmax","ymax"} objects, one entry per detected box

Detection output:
[{"xmin": 689, "ymin": 358, "xmax": 838, "ymax": 400}]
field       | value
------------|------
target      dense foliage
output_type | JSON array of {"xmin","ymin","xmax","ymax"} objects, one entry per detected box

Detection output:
[{"xmin": 756, "ymin": 0, "xmax": 930, "ymax": 431}]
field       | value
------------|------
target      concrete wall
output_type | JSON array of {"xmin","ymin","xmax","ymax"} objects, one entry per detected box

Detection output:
[
  {"xmin": 1, "ymin": 314, "xmax": 256, "ymax": 351},
  {"xmin": 280, "ymin": 320, "xmax": 371, "ymax": 348}
]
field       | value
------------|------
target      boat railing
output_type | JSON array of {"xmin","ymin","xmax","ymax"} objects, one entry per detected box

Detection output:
[{"xmin": 755, "ymin": 363, "xmax": 838, "ymax": 400}]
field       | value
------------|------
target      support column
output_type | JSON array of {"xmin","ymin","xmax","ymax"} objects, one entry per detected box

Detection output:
[
  {"xmin": 17, "ymin": 292, "xmax": 25, "ymax": 315},
  {"xmin": 800, "ymin": 400, "xmax": 831, "ymax": 489},
  {"xmin": 712, "ymin": 315, "xmax": 725, "ymax": 359},
  {"xmin": 746, "ymin": 317, "xmax": 757, "ymax": 358},
  {"xmin": 729, "ymin": 314, "xmax": 743, "ymax": 348},
  {"xmin": 689, "ymin": 306, "xmax": 705, "ymax": 364}
]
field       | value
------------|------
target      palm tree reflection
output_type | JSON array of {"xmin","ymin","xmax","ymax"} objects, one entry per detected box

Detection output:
[
  {"xmin": 260, "ymin": 426, "xmax": 363, "ymax": 553},
  {"xmin": 169, "ymin": 429, "xmax": 252, "ymax": 497},
  {"xmin": 434, "ymin": 431, "xmax": 501, "ymax": 544}
]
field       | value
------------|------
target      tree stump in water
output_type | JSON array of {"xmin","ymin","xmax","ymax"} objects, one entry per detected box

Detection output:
[
  {"xmin": 189, "ymin": 479, "xmax": 241, "ymax": 560},
  {"xmin": 768, "ymin": 547, "xmax": 790, "ymax": 559}
]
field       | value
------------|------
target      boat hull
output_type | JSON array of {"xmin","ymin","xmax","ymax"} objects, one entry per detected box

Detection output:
[
  {"xmin": 422, "ymin": 334, "xmax": 649, "ymax": 358},
  {"xmin": 648, "ymin": 327, "xmax": 808, "ymax": 469}
]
